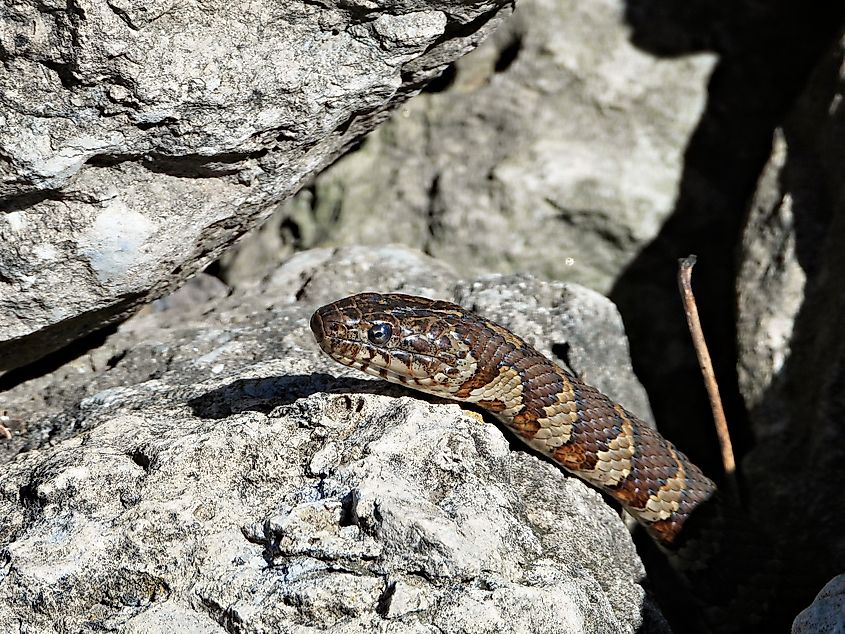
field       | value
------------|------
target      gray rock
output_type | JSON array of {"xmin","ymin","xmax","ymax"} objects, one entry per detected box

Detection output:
[
  {"xmin": 220, "ymin": 0, "xmax": 715, "ymax": 295},
  {"xmin": 736, "ymin": 28, "xmax": 845, "ymax": 612},
  {"xmin": 0, "ymin": 246, "xmax": 667, "ymax": 632},
  {"xmin": 0, "ymin": 0, "xmax": 512, "ymax": 372},
  {"xmin": 0, "ymin": 245, "xmax": 459, "ymax": 461},
  {"xmin": 792, "ymin": 575, "xmax": 845, "ymax": 634},
  {"xmin": 0, "ymin": 246, "xmax": 653, "ymax": 461},
  {"xmin": 736, "ymin": 130, "xmax": 806, "ymax": 433},
  {"xmin": 0, "ymin": 400, "xmax": 650, "ymax": 633}
]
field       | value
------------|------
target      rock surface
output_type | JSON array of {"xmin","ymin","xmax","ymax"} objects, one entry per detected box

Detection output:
[
  {"xmin": 222, "ymin": 0, "xmax": 845, "ymax": 492},
  {"xmin": 792, "ymin": 575, "xmax": 845, "ymax": 634},
  {"xmin": 0, "ymin": 0, "xmax": 511, "ymax": 372},
  {"xmin": 736, "ymin": 25, "xmax": 845, "ymax": 624},
  {"xmin": 0, "ymin": 246, "xmax": 667, "ymax": 632},
  {"xmin": 219, "ymin": 0, "xmax": 716, "ymax": 294}
]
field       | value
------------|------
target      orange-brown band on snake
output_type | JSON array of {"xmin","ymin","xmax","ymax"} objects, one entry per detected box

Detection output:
[{"xmin": 310, "ymin": 292, "xmax": 716, "ymax": 544}]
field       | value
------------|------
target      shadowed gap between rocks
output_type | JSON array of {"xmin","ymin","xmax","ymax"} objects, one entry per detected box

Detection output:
[
  {"xmin": 615, "ymin": 0, "xmax": 845, "ymax": 475},
  {"xmin": 737, "ymin": 84, "xmax": 845, "ymax": 624},
  {"xmin": 0, "ymin": 303, "xmax": 134, "ymax": 376},
  {"xmin": 613, "ymin": 1, "xmax": 845, "ymax": 630}
]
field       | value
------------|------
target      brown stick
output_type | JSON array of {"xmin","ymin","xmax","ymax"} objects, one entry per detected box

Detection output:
[{"xmin": 677, "ymin": 255, "xmax": 736, "ymax": 477}]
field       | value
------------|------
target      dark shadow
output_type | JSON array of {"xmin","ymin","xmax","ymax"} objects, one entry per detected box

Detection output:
[
  {"xmin": 612, "ymin": 0, "xmax": 845, "ymax": 476},
  {"xmin": 0, "ymin": 189, "xmax": 66, "ymax": 214},
  {"xmin": 733, "ymin": 38, "xmax": 845, "ymax": 629},
  {"xmin": 190, "ymin": 370, "xmax": 562, "ymax": 480},
  {"xmin": 0, "ymin": 323, "xmax": 119, "ymax": 390},
  {"xmin": 612, "ymin": 2, "xmax": 845, "ymax": 632},
  {"xmin": 187, "ymin": 372, "xmax": 445, "ymax": 419},
  {"xmin": 0, "ymin": 291, "xmax": 145, "ymax": 376},
  {"xmin": 421, "ymin": 64, "xmax": 457, "ymax": 93},
  {"xmin": 493, "ymin": 33, "xmax": 521, "ymax": 74}
]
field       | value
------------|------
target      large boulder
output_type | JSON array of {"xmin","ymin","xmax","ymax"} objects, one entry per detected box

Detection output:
[
  {"xmin": 219, "ymin": 0, "xmax": 716, "ymax": 294},
  {"xmin": 0, "ymin": 1, "xmax": 511, "ymax": 372},
  {"xmin": 0, "ymin": 246, "xmax": 667, "ymax": 632}
]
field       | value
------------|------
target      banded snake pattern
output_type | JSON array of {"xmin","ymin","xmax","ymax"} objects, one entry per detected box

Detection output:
[{"xmin": 310, "ymin": 292, "xmax": 717, "ymax": 545}]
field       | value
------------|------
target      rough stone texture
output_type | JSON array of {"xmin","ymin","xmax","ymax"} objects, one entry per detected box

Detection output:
[
  {"xmin": 0, "ymin": 246, "xmax": 653, "ymax": 462},
  {"xmin": 0, "ymin": 245, "xmax": 459, "ymax": 460},
  {"xmin": 0, "ymin": 0, "xmax": 512, "ymax": 372},
  {"xmin": 0, "ymin": 246, "xmax": 668, "ymax": 632},
  {"xmin": 219, "ymin": 0, "xmax": 716, "ymax": 294},
  {"xmin": 792, "ymin": 575, "xmax": 845, "ymax": 634},
  {"xmin": 736, "ymin": 26, "xmax": 845, "ymax": 623},
  {"xmin": 0, "ymin": 400, "xmax": 654, "ymax": 634},
  {"xmin": 736, "ymin": 131, "xmax": 805, "ymax": 420}
]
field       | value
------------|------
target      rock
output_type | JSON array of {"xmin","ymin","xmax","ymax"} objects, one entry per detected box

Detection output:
[
  {"xmin": 0, "ymin": 246, "xmax": 653, "ymax": 462},
  {"xmin": 0, "ymin": 0, "xmax": 512, "ymax": 372},
  {"xmin": 736, "ymin": 130, "xmax": 807, "ymax": 433},
  {"xmin": 792, "ymin": 575, "xmax": 845, "ymax": 634},
  {"xmin": 219, "ymin": 0, "xmax": 716, "ymax": 294},
  {"xmin": 0, "ymin": 246, "xmax": 667, "ymax": 632},
  {"xmin": 0, "ymin": 400, "xmax": 655, "ymax": 633},
  {"xmin": 736, "ymin": 27, "xmax": 845, "ymax": 618},
  {"xmin": 0, "ymin": 245, "xmax": 460, "ymax": 461}
]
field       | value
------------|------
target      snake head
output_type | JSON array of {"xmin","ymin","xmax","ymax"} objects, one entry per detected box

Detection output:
[{"xmin": 310, "ymin": 292, "xmax": 477, "ymax": 394}]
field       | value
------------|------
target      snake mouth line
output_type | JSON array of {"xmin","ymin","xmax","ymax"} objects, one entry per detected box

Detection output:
[
  {"xmin": 317, "ymin": 346, "xmax": 457, "ymax": 391},
  {"xmin": 309, "ymin": 311, "xmax": 328, "ymax": 344},
  {"xmin": 325, "ymin": 342, "xmax": 444, "ymax": 367},
  {"xmin": 327, "ymin": 350, "xmax": 444, "ymax": 379}
]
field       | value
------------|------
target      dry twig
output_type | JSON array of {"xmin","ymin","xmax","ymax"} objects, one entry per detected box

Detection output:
[{"xmin": 677, "ymin": 255, "xmax": 736, "ymax": 479}]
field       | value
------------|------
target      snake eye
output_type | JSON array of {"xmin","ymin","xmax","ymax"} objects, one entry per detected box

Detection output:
[{"xmin": 367, "ymin": 322, "xmax": 393, "ymax": 345}]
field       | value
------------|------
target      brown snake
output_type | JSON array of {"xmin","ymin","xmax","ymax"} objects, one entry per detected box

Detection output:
[{"xmin": 310, "ymin": 292, "xmax": 717, "ymax": 545}]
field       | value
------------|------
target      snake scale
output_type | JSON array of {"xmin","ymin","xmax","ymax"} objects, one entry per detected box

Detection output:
[
  {"xmin": 310, "ymin": 292, "xmax": 789, "ymax": 631},
  {"xmin": 310, "ymin": 292, "xmax": 717, "ymax": 546}
]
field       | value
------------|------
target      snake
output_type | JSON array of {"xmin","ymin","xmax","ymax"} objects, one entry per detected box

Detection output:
[{"xmin": 309, "ymin": 292, "xmax": 717, "ymax": 546}]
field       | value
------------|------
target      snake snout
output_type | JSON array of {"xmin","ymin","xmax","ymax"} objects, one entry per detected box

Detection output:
[
  {"xmin": 310, "ymin": 310, "xmax": 325, "ymax": 343},
  {"xmin": 310, "ymin": 305, "xmax": 352, "ymax": 351}
]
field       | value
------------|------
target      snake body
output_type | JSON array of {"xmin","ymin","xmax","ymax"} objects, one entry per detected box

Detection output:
[{"xmin": 310, "ymin": 292, "xmax": 717, "ymax": 545}]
